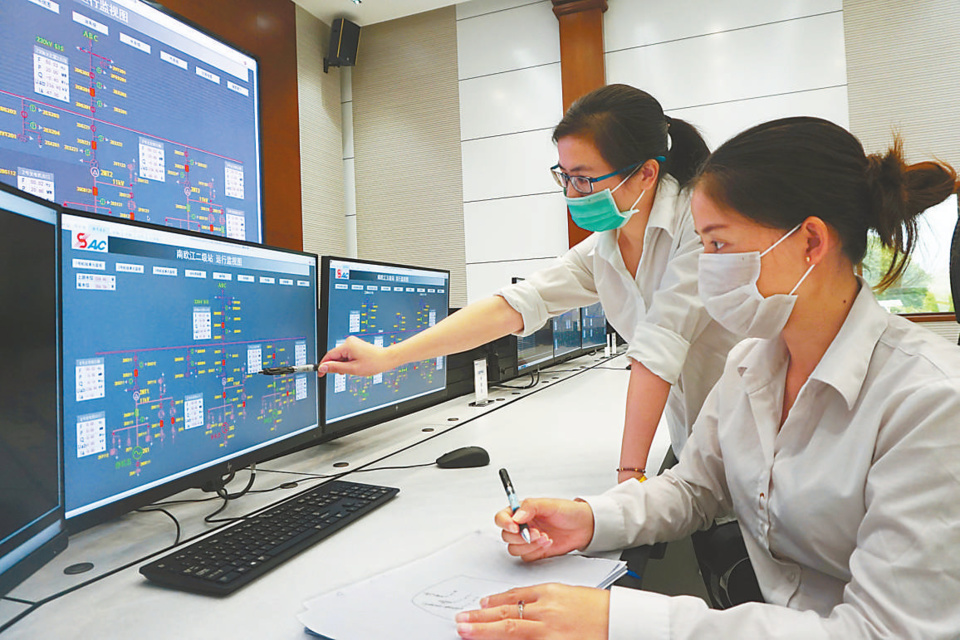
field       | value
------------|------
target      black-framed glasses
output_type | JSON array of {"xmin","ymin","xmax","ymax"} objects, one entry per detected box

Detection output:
[{"xmin": 549, "ymin": 161, "xmax": 641, "ymax": 195}]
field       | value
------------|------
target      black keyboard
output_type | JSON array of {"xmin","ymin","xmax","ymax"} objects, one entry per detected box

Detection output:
[{"xmin": 139, "ymin": 479, "xmax": 399, "ymax": 595}]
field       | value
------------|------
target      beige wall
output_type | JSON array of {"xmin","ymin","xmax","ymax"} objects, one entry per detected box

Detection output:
[
  {"xmin": 844, "ymin": 0, "xmax": 960, "ymax": 165},
  {"xmin": 296, "ymin": 6, "xmax": 347, "ymax": 261},
  {"xmin": 351, "ymin": 7, "xmax": 467, "ymax": 308}
]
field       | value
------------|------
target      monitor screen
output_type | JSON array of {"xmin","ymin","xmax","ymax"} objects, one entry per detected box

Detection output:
[
  {"xmin": 552, "ymin": 308, "xmax": 581, "ymax": 361},
  {"xmin": 580, "ymin": 302, "xmax": 606, "ymax": 351},
  {"xmin": 60, "ymin": 210, "xmax": 317, "ymax": 529},
  {"xmin": 517, "ymin": 322, "xmax": 553, "ymax": 372},
  {"xmin": 0, "ymin": 0, "xmax": 263, "ymax": 241},
  {"xmin": 321, "ymin": 257, "xmax": 449, "ymax": 440},
  {"xmin": 0, "ymin": 183, "xmax": 67, "ymax": 596}
]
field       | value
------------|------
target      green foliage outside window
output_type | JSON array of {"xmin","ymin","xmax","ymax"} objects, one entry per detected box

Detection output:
[{"xmin": 862, "ymin": 235, "xmax": 954, "ymax": 314}]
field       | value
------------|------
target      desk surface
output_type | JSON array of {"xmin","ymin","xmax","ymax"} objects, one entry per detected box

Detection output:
[{"xmin": 1, "ymin": 352, "xmax": 670, "ymax": 638}]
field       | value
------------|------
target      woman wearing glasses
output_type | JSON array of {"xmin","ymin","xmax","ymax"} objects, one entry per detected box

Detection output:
[
  {"xmin": 456, "ymin": 117, "xmax": 960, "ymax": 639},
  {"xmin": 320, "ymin": 84, "xmax": 740, "ymax": 481}
]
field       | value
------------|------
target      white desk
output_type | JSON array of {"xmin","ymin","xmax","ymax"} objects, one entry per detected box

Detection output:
[{"xmin": 1, "ymin": 352, "xmax": 670, "ymax": 638}]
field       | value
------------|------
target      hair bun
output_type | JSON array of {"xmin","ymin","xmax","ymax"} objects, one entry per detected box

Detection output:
[{"xmin": 864, "ymin": 148, "xmax": 906, "ymax": 233}]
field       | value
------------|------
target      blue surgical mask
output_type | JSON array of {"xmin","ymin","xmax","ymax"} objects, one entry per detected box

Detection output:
[{"xmin": 565, "ymin": 159, "xmax": 661, "ymax": 233}]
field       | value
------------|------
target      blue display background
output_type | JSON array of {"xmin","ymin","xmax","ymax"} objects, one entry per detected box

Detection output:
[
  {"xmin": 0, "ymin": 0, "xmax": 262, "ymax": 240},
  {"xmin": 61, "ymin": 218, "xmax": 316, "ymax": 517},
  {"xmin": 581, "ymin": 302, "xmax": 606, "ymax": 349},
  {"xmin": 553, "ymin": 308, "xmax": 581, "ymax": 358},
  {"xmin": 324, "ymin": 266, "xmax": 448, "ymax": 424}
]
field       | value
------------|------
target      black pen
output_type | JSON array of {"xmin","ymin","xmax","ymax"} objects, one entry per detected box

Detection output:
[
  {"xmin": 259, "ymin": 363, "xmax": 322, "ymax": 375},
  {"xmin": 499, "ymin": 468, "xmax": 531, "ymax": 543}
]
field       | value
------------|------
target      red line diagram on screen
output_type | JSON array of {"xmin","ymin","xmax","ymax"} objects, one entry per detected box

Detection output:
[
  {"xmin": 89, "ymin": 287, "xmax": 305, "ymax": 476},
  {"xmin": 96, "ymin": 338, "xmax": 303, "ymax": 476},
  {"xmin": 5, "ymin": 36, "xmax": 239, "ymax": 233}
]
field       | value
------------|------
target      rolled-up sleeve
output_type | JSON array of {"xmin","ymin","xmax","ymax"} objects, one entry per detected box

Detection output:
[
  {"xmin": 496, "ymin": 236, "xmax": 600, "ymax": 336},
  {"xmin": 626, "ymin": 211, "xmax": 713, "ymax": 384}
]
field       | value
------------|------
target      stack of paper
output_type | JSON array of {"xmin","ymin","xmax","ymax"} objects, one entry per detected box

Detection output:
[{"xmin": 298, "ymin": 531, "xmax": 627, "ymax": 639}]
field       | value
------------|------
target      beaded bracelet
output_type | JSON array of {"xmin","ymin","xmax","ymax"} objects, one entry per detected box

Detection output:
[
  {"xmin": 616, "ymin": 467, "xmax": 646, "ymax": 475},
  {"xmin": 617, "ymin": 467, "xmax": 647, "ymax": 481}
]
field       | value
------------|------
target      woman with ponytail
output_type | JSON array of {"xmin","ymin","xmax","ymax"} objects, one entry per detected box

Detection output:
[
  {"xmin": 321, "ymin": 85, "xmax": 741, "ymax": 481},
  {"xmin": 457, "ymin": 117, "xmax": 960, "ymax": 639}
]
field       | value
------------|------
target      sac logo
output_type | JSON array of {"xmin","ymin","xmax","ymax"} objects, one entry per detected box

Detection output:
[{"xmin": 73, "ymin": 230, "xmax": 108, "ymax": 252}]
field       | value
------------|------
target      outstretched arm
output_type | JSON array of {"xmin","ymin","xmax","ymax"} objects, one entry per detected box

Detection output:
[{"xmin": 319, "ymin": 295, "xmax": 523, "ymax": 377}]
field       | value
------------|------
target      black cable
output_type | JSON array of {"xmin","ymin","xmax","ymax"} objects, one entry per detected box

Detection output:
[
  {"xmin": 220, "ymin": 466, "xmax": 257, "ymax": 500},
  {"xmin": 134, "ymin": 506, "xmax": 182, "ymax": 545},
  {"xmin": 1, "ymin": 595, "xmax": 36, "ymax": 605},
  {"xmin": 492, "ymin": 370, "xmax": 540, "ymax": 389}
]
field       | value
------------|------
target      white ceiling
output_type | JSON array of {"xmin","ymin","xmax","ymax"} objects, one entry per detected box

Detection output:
[{"xmin": 292, "ymin": 0, "xmax": 462, "ymax": 27}]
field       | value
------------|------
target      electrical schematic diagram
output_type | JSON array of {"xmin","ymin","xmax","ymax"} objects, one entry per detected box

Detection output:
[
  {"xmin": 0, "ymin": 0, "xmax": 261, "ymax": 241},
  {"xmin": 62, "ymin": 220, "xmax": 317, "ymax": 514},
  {"xmin": 324, "ymin": 266, "xmax": 448, "ymax": 424}
]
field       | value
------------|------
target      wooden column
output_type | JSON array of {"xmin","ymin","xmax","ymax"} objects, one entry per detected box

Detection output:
[{"xmin": 551, "ymin": 0, "xmax": 608, "ymax": 247}]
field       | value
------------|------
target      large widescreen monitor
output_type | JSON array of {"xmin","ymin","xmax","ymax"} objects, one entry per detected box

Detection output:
[
  {"xmin": 552, "ymin": 308, "xmax": 581, "ymax": 362},
  {"xmin": 0, "ymin": 183, "xmax": 67, "ymax": 596},
  {"xmin": 320, "ymin": 256, "xmax": 449, "ymax": 441},
  {"xmin": 60, "ymin": 210, "xmax": 317, "ymax": 530},
  {"xmin": 0, "ymin": 0, "xmax": 263, "ymax": 241},
  {"xmin": 580, "ymin": 302, "xmax": 606, "ymax": 352}
]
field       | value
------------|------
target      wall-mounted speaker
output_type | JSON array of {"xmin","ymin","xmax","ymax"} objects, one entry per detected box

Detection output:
[{"xmin": 324, "ymin": 18, "xmax": 361, "ymax": 73}]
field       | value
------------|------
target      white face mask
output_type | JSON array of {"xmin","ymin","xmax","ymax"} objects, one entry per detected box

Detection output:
[{"xmin": 697, "ymin": 223, "xmax": 815, "ymax": 339}]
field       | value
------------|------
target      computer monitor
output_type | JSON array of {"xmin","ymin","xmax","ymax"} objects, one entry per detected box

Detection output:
[
  {"xmin": 60, "ymin": 210, "xmax": 318, "ymax": 531},
  {"xmin": 320, "ymin": 256, "xmax": 449, "ymax": 441},
  {"xmin": 1, "ymin": 0, "xmax": 263, "ymax": 241},
  {"xmin": 551, "ymin": 308, "xmax": 581, "ymax": 363},
  {"xmin": 509, "ymin": 277, "xmax": 553, "ymax": 373},
  {"xmin": 516, "ymin": 323, "xmax": 554, "ymax": 373},
  {"xmin": 580, "ymin": 302, "xmax": 606, "ymax": 353},
  {"xmin": 0, "ymin": 183, "xmax": 67, "ymax": 596}
]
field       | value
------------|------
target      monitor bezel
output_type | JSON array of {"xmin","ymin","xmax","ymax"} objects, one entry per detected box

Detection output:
[
  {"xmin": 59, "ymin": 207, "xmax": 320, "ymax": 533},
  {"xmin": 0, "ymin": 181, "xmax": 68, "ymax": 596},
  {"xmin": 318, "ymin": 255, "xmax": 451, "ymax": 444}
]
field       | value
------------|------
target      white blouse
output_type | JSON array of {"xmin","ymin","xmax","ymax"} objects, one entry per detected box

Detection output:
[
  {"xmin": 497, "ymin": 176, "xmax": 739, "ymax": 451},
  {"xmin": 583, "ymin": 282, "xmax": 960, "ymax": 639}
]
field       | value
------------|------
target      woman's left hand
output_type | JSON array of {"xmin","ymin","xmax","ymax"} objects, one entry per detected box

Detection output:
[{"xmin": 455, "ymin": 583, "xmax": 609, "ymax": 639}]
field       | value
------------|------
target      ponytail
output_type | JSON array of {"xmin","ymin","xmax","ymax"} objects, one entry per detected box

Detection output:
[
  {"xmin": 696, "ymin": 117, "xmax": 959, "ymax": 292},
  {"xmin": 553, "ymin": 84, "xmax": 709, "ymax": 188},
  {"xmin": 865, "ymin": 138, "xmax": 957, "ymax": 289},
  {"xmin": 663, "ymin": 116, "xmax": 709, "ymax": 188}
]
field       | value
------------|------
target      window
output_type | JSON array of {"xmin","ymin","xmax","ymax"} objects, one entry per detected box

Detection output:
[{"xmin": 862, "ymin": 194, "xmax": 958, "ymax": 315}]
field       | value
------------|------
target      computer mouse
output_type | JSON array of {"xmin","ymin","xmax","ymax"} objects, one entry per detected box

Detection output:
[{"xmin": 435, "ymin": 446, "xmax": 490, "ymax": 469}]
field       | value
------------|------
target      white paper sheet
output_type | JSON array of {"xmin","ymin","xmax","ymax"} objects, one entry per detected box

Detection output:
[{"xmin": 298, "ymin": 531, "xmax": 626, "ymax": 640}]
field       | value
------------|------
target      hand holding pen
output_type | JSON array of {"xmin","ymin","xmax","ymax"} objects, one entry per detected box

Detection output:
[
  {"xmin": 499, "ymin": 468, "xmax": 531, "ymax": 543},
  {"xmin": 493, "ymin": 476, "xmax": 597, "ymax": 563}
]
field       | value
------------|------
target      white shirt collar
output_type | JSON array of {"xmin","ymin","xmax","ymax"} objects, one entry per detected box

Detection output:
[{"xmin": 736, "ymin": 278, "xmax": 888, "ymax": 410}]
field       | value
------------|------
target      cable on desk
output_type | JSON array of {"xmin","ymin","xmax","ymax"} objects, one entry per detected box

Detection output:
[
  {"xmin": 492, "ymin": 370, "xmax": 539, "ymax": 389},
  {"xmin": 134, "ymin": 506, "xmax": 182, "ymax": 546}
]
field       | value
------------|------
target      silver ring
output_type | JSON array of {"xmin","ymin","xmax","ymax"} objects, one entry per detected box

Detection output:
[{"xmin": 517, "ymin": 601, "xmax": 524, "ymax": 620}]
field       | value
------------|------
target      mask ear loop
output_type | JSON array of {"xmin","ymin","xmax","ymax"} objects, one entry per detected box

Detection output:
[
  {"xmin": 759, "ymin": 222, "xmax": 803, "ymax": 258},
  {"xmin": 789, "ymin": 262, "xmax": 816, "ymax": 295},
  {"xmin": 611, "ymin": 164, "xmax": 648, "ymax": 210}
]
